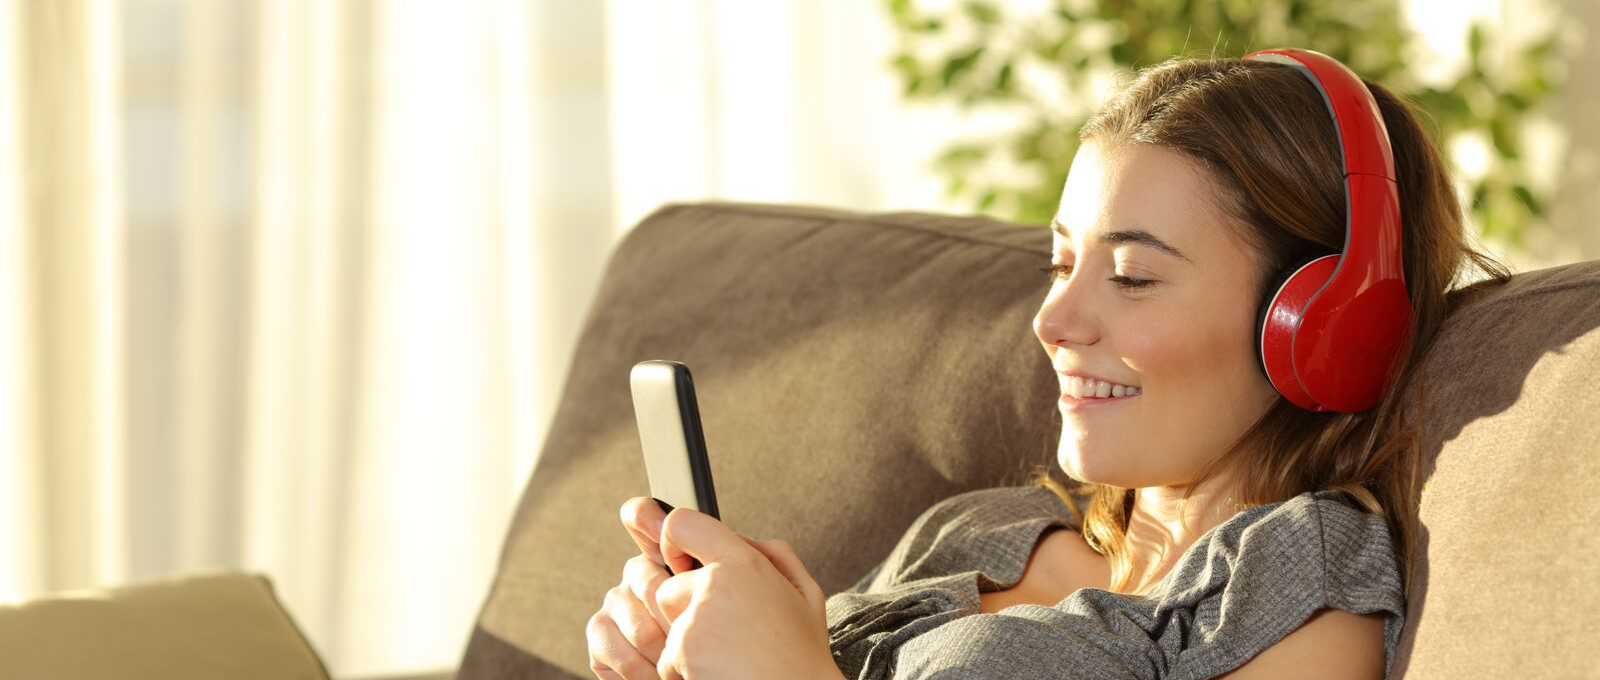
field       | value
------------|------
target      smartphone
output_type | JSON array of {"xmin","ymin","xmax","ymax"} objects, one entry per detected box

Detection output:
[{"xmin": 629, "ymin": 360, "xmax": 719, "ymax": 573}]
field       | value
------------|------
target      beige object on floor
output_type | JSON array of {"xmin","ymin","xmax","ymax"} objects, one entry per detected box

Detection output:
[{"xmin": 0, "ymin": 571, "xmax": 330, "ymax": 680}]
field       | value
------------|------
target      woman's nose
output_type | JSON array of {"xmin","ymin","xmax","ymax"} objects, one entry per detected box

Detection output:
[{"xmin": 1033, "ymin": 279, "xmax": 1099, "ymax": 349}]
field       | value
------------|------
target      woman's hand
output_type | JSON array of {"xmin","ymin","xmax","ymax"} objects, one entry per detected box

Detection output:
[
  {"xmin": 587, "ymin": 497, "xmax": 679, "ymax": 679},
  {"xmin": 586, "ymin": 552, "xmax": 673, "ymax": 679},
  {"xmin": 651, "ymin": 505, "xmax": 843, "ymax": 680}
]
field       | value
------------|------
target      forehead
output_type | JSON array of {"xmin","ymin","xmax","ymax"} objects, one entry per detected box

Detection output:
[{"xmin": 1054, "ymin": 141, "xmax": 1231, "ymax": 249}]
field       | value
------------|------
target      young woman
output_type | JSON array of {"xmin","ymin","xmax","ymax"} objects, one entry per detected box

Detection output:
[{"xmin": 585, "ymin": 53, "xmax": 1510, "ymax": 680}]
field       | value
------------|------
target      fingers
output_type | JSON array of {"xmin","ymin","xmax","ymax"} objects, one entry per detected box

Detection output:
[
  {"xmin": 586, "ymin": 610, "xmax": 664, "ymax": 680},
  {"xmin": 620, "ymin": 496, "xmax": 669, "ymax": 564},
  {"xmin": 618, "ymin": 556, "xmax": 671, "ymax": 659},
  {"xmin": 652, "ymin": 564, "xmax": 706, "ymax": 627},
  {"xmin": 658, "ymin": 505, "xmax": 760, "ymax": 575}
]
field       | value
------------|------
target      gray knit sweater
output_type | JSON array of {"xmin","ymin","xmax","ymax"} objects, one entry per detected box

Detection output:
[{"xmin": 825, "ymin": 485, "xmax": 1406, "ymax": 680}]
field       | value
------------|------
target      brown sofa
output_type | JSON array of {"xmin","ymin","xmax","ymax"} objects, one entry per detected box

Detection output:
[
  {"xmin": 458, "ymin": 202, "xmax": 1600, "ymax": 679},
  {"xmin": 7, "ymin": 202, "xmax": 1598, "ymax": 679}
]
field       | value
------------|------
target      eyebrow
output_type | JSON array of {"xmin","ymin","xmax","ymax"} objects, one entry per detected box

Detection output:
[{"xmin": 1051, "ymin": 219, "xmax": 1194, "ymax": 264}]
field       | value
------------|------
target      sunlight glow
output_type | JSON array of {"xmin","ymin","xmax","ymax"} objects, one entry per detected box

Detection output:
[
  {"xmin": 89, "ymin": 0, "xmax": 127, "ymax": 589},
  {"xmin": 0, "ymin": 0, "xmax": 41, "ymax": 604}
]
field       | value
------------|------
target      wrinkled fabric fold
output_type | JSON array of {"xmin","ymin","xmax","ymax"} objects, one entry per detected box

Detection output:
[{"xmin": 827, "ymin": 573, "xmax": 982, "ymax": 680}]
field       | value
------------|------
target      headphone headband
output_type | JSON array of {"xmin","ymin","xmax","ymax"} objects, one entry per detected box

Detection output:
[{"xmin": 1244, "ymin": 48, "xmax": 1412, "ymax": 413}]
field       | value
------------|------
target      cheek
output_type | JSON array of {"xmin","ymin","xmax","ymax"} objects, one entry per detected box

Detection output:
[
  {"xmin": 1120, "ymin": 301, "xmax": 1276, "ymax": 448},
  {"xmin": 1058, "ymin": 294, "xmax": 1278, "ymax": 488},
  {"xmin": 1121, "ymin": 303, "xmax": 1262, "ymax": 393}
]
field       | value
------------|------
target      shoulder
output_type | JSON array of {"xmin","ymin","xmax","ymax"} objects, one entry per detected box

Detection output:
[
  {"xmin": 1225, "ymin": 489, "xmax": 1405, "ymax": 606},
  {"xmin": 1238, "ymin": 490, "xmax": 1396, "ymax": 563},
  {"xmin": 1186, "ymin": 489, "xmax": 1404, "ymax": 678},
  {"xmin": 1212, "ymin": 607, "xmax": 1388, "ymax": 680},
  {"xmin": 1245, "ymin": 490, "xmax": 1403, "ymax": 594}
]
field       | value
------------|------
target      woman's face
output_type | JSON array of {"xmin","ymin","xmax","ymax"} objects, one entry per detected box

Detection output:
[{"xmin": 1034, "ymin": 140, "xmax": 1279, "ymax": 489}]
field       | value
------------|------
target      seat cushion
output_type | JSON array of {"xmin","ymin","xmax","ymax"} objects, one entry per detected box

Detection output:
[
  {"xmin": 457, "ymin": 201, "xmax": 1066, "ymax": 678},
  {"xmin": 0, "ymin": 570, "xmax": 330, "ymax": 680}
]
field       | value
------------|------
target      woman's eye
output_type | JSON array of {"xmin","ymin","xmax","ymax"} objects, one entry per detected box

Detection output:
[
  {"xmin": 1039, "ymin": 264, "xmax": 1073, "ymax": 281},
  {"xmin": 1038, "ymin": 265, "xmax": 1155, "ymax": 290}
]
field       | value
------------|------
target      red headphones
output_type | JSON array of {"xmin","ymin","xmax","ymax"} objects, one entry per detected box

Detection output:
[{"xmin": 1243, "ymin": 48, "xmax": 1413, "ymax": 413}]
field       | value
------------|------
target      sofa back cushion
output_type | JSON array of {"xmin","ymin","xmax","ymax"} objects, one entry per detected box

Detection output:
[{"xmin": 1389, "ymin": 259, "xmax": 1600, "ymax": 678}]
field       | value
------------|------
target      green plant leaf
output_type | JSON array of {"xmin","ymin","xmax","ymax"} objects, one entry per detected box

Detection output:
[
  {"xmin": 978, "ymin": 188, "xmax": 999, "ymax": 211},
  {"xmin": 996, "ymin": 61, "xmax": 1014, "ymax": 92},
  {"xmin": 933, "ymin": 144, "xmax": 988, "ymax": 169},
  {"xmin": 889, "ymin": 0, "xmax": 911, "ymax": 22},
  {"xmin": 1489, "ymin": 117, "xmax": 1519, "ymax": 160},
  {"xmin": 941, "ymin": 46, "xmax": 986, "ymax": 88},
  {"xmin": 964, "ymin": 1, "xmax": 1001, "ymax": 25},
  {"xmin": 904, "ymin": 73, "xmax": 925, "ymax": 97},
  {"xmin": 1512, "ymin": 183, "xmax": 1543, "ymax": 216},
  {"xmin": 1467, "ymin": 22, "xmax": 1486, "ymax": 75},
  {"xmin": 891, "ymin": 53, "xmax": 920, "ymax": 78}
]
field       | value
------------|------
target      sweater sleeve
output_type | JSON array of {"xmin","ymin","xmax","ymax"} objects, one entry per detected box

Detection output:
[
  {"xmin": 825, "ymin": 571, "xmax": 983, "ymax": 680},
  {"xmin": 823, "ymin": 485, "xmax": 1079, "ymax": 680}
]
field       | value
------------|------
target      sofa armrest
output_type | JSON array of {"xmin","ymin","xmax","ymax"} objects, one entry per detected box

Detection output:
[{"xmin": 0, "ymin": 570, "xmax": 331, "ymax": 680}]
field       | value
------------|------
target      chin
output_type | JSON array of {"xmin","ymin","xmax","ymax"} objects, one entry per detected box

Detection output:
[{"xmin": 1056, "ymin": 442, "xmax": 1135, "ymax": 487}]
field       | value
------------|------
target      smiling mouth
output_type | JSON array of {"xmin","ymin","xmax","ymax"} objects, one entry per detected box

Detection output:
[{"xmin": 1058, "ymin": 390, "xmax": 1140, "ymax": 411}]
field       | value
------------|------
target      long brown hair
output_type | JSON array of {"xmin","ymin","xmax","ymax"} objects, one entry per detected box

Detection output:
[{"xmin": 1032, "ymin": 55, "xmax": 1512, "ymax": 595}]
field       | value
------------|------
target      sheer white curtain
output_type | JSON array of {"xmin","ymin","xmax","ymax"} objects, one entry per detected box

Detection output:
[
  {"xmin": 0, "ymin": 0, "xmax": 557, "ymax": 676},
  {"xmin": 603, "ymin": 0, "xmax": 971, "ymax": 237},
  {"xmin": 0, "ymin": 0, "xmax": 963, "ymax": 676}
]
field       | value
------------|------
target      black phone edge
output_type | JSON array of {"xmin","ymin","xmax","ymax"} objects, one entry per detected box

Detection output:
[{"xmin": 671, "ymin": 362, "xmax": 720, "ymax": 521}]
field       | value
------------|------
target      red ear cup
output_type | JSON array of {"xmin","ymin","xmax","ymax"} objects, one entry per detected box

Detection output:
[
  {"xmin": 1259, "ymin": 254, "xmax": 1340, "ymax": 412},
  {"xmin": 1290, "ymin": 214, "xmax": 1413, "ymax": 413}
]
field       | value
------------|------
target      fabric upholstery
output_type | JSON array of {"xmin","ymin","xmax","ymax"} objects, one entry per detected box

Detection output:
[
  {"xmin": 1388, "ymin": 259, "xmax": 1600, "ymax": 677},
  {"xmin": 0, "ymin": 570, "xmax": 330, "ymax": 680}
]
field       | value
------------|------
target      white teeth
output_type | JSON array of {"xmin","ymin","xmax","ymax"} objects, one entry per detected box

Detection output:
[{"xmin": 1064, "ymin": 375, "xmax": 1142, "ymax": 399}]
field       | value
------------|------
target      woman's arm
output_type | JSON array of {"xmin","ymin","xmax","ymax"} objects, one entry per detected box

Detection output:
[{"xmin": 1212, "ymin": 608, "xmax": 1388, "ymax": 680}]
